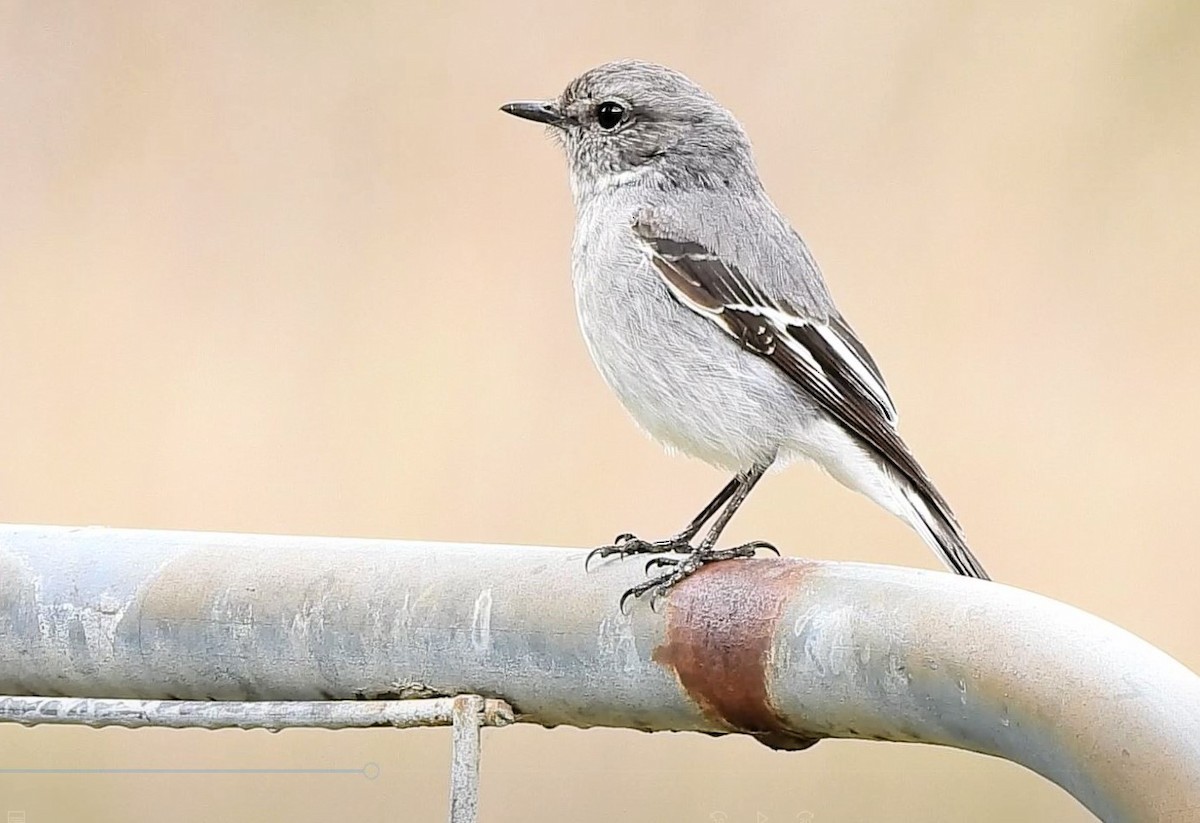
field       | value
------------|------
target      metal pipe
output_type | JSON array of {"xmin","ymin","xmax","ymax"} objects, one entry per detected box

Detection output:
[{"xmin": 1, "ymin": 525, "xmax": 1198, "ymax": 822}]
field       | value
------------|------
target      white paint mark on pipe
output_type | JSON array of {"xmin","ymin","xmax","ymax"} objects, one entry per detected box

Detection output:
[
  {"xmin": 596, "ymin": 614, "xmax": 640, "ymax": 674},
  {"xmin": 471, "ymin": 588, "xmax": 492, "ymax": 653}
]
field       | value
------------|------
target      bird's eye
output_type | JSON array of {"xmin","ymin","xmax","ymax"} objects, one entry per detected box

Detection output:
[{"xmin": 595, "ymin": 101, "xmax": 625, "ymax": 130}]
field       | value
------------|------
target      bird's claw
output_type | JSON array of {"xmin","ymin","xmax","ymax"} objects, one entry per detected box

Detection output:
[
  {"xmin": 644, "ymin": 556, "xmax": 675, "ymax": 573},
  {"xmin": 619, "ymin": 540, "xmax": 779, "ymax": 612},
  {"xmin": 746, "ymin": 539, "xmax": 781, "ymax": 557},
  {"xmin": 584, "ymin": 532, "xmax": 691, "ymax": 572}
]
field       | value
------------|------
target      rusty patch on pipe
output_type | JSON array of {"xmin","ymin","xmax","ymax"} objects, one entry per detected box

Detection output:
[{"xmin": 652, "ymin": 558, "xmax": 821, "ymax": 751}]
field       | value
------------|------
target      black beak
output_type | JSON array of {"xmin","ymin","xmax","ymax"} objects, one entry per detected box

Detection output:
[{"xmin": 500, "ymin": 100, "xmax": 564, "ymax": 126}]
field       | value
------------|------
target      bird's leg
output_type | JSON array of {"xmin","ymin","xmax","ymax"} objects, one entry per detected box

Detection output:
[
  {"xmin": 621, "ymin": 459, "xmax": 779, "ymax": 610},
  {"xmin": 585, "ymin": 475, "xmax": 741, "ymax": 570}
]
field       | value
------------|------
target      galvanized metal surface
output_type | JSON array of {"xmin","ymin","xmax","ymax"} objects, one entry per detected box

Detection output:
[
  {"xmin": 0, "ymin": 695, "xmax": 513, "ymax": 731},
  {"xmin": 0, "ymin": 692, "xmax": 504, "ymax": 823},
  {"xmin": 2, "ymin": 525, "xmax": 1199, "ymax": 822},
  {"xmin": 450, "ymin": 695, "xmax": 484, "ymax": 823}
]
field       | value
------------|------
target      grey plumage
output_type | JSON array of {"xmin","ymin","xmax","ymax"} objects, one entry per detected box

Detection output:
[{"xmin": 502, "ymin": 60, "xmax": 989, "ymax": 594}]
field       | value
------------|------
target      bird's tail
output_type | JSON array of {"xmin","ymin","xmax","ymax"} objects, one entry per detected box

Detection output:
[
  {"xmin": 803, "ymin": 417, "xmax": 989, "ymax": 579},
  {"xmin": 899, "ymin": 484, "xmax": 990, "ymax": 580}
]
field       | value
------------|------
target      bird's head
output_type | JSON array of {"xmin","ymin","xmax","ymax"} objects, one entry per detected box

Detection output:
[{"xmin": 502, "ymin": 60, "xmax": 758, "ymax": 198}]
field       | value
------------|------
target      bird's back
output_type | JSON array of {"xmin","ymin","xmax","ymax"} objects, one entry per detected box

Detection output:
[{"xmin": 632, "ymin": 184, "xmax": 839, "ymax": 324}]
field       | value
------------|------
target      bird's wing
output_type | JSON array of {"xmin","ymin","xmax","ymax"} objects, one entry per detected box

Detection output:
[{"xmin": 633, "ymin": 218, "xmax": 952, "ymax": 509}]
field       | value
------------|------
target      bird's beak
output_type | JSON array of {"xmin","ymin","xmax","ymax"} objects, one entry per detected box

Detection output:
[{"xmin": 500, "ymin": 100, "xmax": 564, "ymax": 126}]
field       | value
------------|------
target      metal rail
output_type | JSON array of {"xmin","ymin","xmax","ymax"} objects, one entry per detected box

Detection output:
[
  {"xmin": 0, "ymin": 694, "xmax": 513, "ymax": 731},
  {"xmin": 0, "ymin": 693, "xmax": 511, "ymax": 823},
  {"xmin": 1, "ymin": 525, "xmax": 1198, "ymax": 822}
]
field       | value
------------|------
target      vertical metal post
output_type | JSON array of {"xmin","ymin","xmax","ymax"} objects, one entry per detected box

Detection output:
[{"xmin": 449, "ymin": 694, "xmax": 483, "ymax": 823}]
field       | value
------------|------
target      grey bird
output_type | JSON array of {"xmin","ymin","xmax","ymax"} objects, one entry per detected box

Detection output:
[{"xmin": 501, "ymin": 60, "xmax": 989, "ymax": 606}]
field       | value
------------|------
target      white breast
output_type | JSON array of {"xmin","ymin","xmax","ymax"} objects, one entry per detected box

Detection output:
[{"xmin": 569, "ymin": 194, "xmax": 809, "ymax": 471}]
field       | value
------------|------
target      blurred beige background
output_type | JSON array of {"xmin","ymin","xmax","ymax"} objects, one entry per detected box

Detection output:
[{"xmin": 1, "ymin": 1, "xmax": 1198, "ymax": 821}]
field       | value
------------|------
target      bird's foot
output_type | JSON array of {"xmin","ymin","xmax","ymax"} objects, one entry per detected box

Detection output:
[
  {"xmin": 619, "ymin": 540, "xmax": 779, "ymax": 612},
  {"xmin": 585, "ymin": 532, "xmax": 692, "ymax": 572}
]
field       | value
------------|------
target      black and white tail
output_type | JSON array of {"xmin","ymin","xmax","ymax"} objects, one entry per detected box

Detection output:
[{"xmin": 900, "ymin": 481, "xmax": 990, "ymax": 580}]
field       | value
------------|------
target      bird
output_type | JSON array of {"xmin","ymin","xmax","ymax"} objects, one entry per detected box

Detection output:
[{"xmin": 500, "ymin": 60, "xmax": 989, "ymax": 607}]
